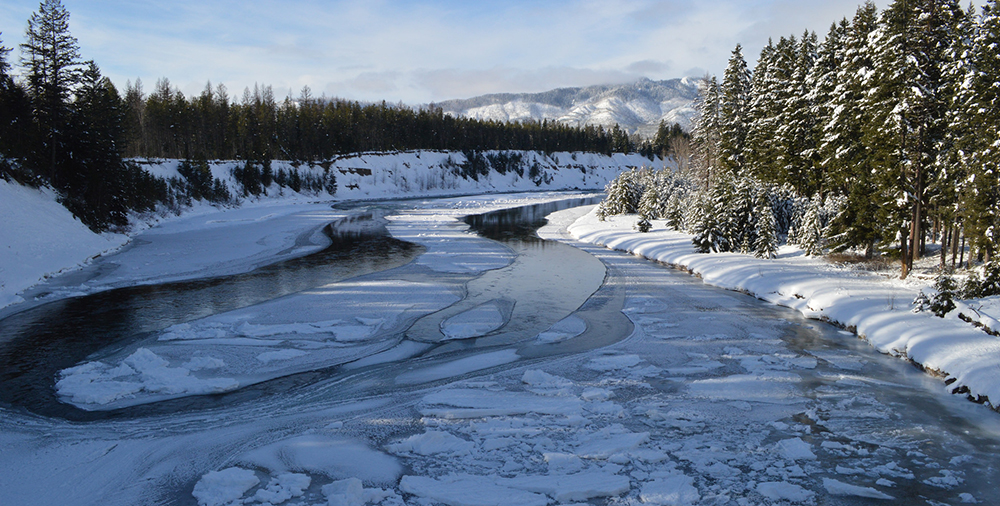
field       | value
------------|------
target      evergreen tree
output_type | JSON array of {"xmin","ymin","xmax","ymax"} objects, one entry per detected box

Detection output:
[
  {"xmin": 822, "ymin": 3, "xmax": 882, "ymax": 258},
  {"xmin": 865, "ymin": 0, "xmax": 961, "ymax": 277},
  {"xmin": 963, "ymin": 0, "xmax": 1000, "ymax": 263},
  {"xmin": 0, "ymin": 32, "xmax": 34, "ymax": 170},
  {"xmin": 692, "ymin": 76, "xmax": 722, "ymax": 186},
  {"xmin": 753, "ymin": 197, "xmax": 779, "ymax": 259},
  {"xmin": 62, "ymin": 62, "xmax": 130, "ymax": 228},
  {"xmin": 20, "ymin": 0, "xmax": 82, "ymax": 184},
  {"xmin": 797, "ymin": 195, "xmax": 826, "ymax": 256},
  {"xmin": 718, "ymin": 45, "xmax": 752, "ymax": 174}
]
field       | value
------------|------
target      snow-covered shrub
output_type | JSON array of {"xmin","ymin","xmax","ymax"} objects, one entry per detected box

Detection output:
[
  {"xmin": 635, "ymin": 217, "xmax": 652, "ymax": 233},
  {"xmin": 914, "ymin": 274, "xmax": 959, "ymax": 318}
]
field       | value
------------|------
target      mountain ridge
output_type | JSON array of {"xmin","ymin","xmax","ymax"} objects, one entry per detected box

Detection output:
[{"xmin": 433, "ymin": 77, "xmax": 701, "ymax": 137}]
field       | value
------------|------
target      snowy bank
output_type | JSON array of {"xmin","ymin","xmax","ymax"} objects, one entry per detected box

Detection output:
[
  {"xmin": 569, "ymin": 209, "xmax": 1000, "ymax": 409},
  {"xmin": 0, "ymin": 150, "xmax": 657, "ymax": 311}
]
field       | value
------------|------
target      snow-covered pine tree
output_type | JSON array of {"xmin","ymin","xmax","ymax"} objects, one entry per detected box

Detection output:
[
  {"xmin": 597, "ymin": 168, "xmax": 644, "ymax": 219},
  {"xmin": 745, "ymin": 39, "xmax": 780, "ymax": 182},
  {"xmin": 637, "ymin": 183, "xmax": 662, "ymax": 221},
  {"xmin": 963, "ymin": 0, "xmax": 1000, "ymax": 264},
  {"xmin": 753, "ymin": 196, "xmax": 779, "ymax": 259},
  {"xmin": 718, "ymin": 45, "xmax": 752, "ymax": 175},
  {"xmin": 864, "ymin": 0, "xmax": 961, "ymax": 277},
  {"xmin": 776, "ymin": 31, "xmax": 820, "ymax": 197},
  {"xmin": 692, "ymin": 76, "xmax": 722, "ymax": 186},
  {"xmin": 822, "ymin": 2, "xmax": 882, "ymax": 258},
  {"xmin": 935, "ymin": 3, "xmax": 976, "ymax": 269},
  {"xmin": 691, "ymin": 189, "xmax": 727, "ymax": 253},
  {"xmin": 665, "ymin": 192, "xmax": 685, "ymax": 230},
  {"xmin": 797, "ymin": 195, "xmax": 826, "ymax": 256}
]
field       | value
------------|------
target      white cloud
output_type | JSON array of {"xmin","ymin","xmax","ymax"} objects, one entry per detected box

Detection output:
[{"xmin": 2, "ymin": 0, "xmax": 986, "ymax": 104}]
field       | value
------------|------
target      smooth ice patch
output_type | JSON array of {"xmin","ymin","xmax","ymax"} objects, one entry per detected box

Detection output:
[
  {"xmin": 586, "ymin": 354, "xmax": 643, "ymax": 371},
  {"xmin": 822, "ymin": 478, "xmax": 894, "ymax": 499},
  {"xmin": 499, "ymin": 471, "xmax": 631, "ymax": 502},
  {"xmin": 256, "ymin": 349, "xmax": 309, "ymax": 363},
  {"xmin": 574, "ymin": 426, "xmax": 650, "ymax": 459},
  {"xmin": 420, "ymin": 388, "xmax": 583, "ymax": 418},
  {"xmin": 440, "ymin": 299, "xmax": 513, "ymax": 340},
  {"xmin": 535, "ymin": 315, "xmax": 587, "ymax": 343},
  {"xmin": 775, "ymin": 438, "xmax": 816, "ymax": 461},
  {"xmin": 687, "ymin": 372, "xmax": 800, "ymax": 404}
]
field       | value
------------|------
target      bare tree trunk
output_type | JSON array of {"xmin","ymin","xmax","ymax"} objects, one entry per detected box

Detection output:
[
  {"xmin": 951, "ymin": 222, "xmax": 960, "ymax": 269},
  {"xmin": 901, "ymin": 227, "xmax": 910, "ymax": 279}
]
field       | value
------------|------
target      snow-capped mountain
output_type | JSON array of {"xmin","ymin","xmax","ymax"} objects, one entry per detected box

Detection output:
[{"xmin": 434, "ymin": 77, "xmax": 701, "ymax": 137}]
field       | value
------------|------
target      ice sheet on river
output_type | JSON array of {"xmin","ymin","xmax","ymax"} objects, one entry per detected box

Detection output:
[{"xmin": 56, "ymin": 279, "xmax": 460, "ymax": 409}]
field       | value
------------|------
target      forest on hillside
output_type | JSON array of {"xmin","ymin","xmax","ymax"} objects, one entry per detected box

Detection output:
[
  {"xmin": 599, "ymin": 0, "xmax": 1000, "ymax": 294},
  {"xmin": 0, "ymin": 0, "xmax": 682, "ymax": 232}
]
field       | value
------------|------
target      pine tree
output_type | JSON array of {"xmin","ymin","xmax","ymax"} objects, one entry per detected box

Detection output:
[
  {"xmin": 0, "ymin": 32, "xmax": 33, "ymax": 167},
  {"xmin": 822, "ymin": 3, "xmax": 882, "ymax": 258},
  {"xmin": 718, "ymin": 45, "xmax": 752, "ymax": 175},
  {"xmin": 692, "ymin": 76, "xmax": 722, "ymax": 186},
  {"xmin": 797, "ymin": 195, "xmax": 825, "ymax": 256},
  {"xmin": 865, "ymin": 0, "xmax": 961, "ymax": 277},
  {"xmin": 963, "ymin": 0, "xmax": 1000, "ymax": 263},
  {"xmin": 63, "ymin": 61, "xmax": 130, "ymax": 229},
  {"xmin": 20, "ymin": 0, "xmax": 82, "ymax": 184},
  {"xmin": 753, "ymin": 197, "xmax": 779, "ymax": 259}
]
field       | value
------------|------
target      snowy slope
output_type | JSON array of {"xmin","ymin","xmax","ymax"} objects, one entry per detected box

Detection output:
[
  {"xmin": 0, "ymin": 180, "xmax": 130, "ymax": 308},
  {"xmin": 0, "ymin": 150, "xmax": 658, "ymax": 311},
  {"xmin": 436, "ymin": 78, "xmax": 700, "ymax": 136},
  {"xmin": 570, "ymin": 210, "xmax": 1000, "ymax": 410}
]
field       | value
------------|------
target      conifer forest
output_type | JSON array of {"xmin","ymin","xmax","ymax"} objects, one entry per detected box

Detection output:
[{"xmin": 598, "ymin": 0, "xmax": 1000, "ymax": 290}]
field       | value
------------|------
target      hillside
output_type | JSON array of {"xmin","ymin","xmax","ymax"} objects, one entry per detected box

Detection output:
[{"xmin": 434, "ymin": 77, "xmax": 701, "ymax": 137}]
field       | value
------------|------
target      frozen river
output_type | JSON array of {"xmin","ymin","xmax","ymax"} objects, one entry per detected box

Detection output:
[{"xmin": 0, "ymin": 193, "xmax": 998, "ymax": 505}]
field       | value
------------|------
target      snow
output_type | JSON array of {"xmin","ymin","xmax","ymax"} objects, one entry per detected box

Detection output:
[
  {"xmin": 756, "ymin": 481, "xmax": 815, "ymax": 502},
  {"xmin": 638, "ymin": 475, "xmax": 700, "ymax": 505},
  {"xmin": 1, "ymin": 150, "xmax": 651, "ymax": 311},
  {"xmin": 0, "ymin": 179, "xmax": 128, "ymax": 308},
  {"xmin": 192, "ymin": 467, "xmax": 260, "ymax": 506},
  {"xmin": 569, "ymin": 209, "xmax": 1000, "ymax": 409},
  {"xmin": 237, "ymin": 434, "xmax": 402, "ymax": 485}
]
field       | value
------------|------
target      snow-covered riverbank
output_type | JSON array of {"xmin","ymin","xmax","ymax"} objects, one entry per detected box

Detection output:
[
  {"xmin": 569, "ymin": 209, "xmax": 1000, "ymax": 410},
  {"xmin": 0, "ymin": 150, "xmax": 655, "ymax": 310}
]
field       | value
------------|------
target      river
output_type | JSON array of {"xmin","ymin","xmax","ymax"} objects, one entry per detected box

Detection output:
[{"xmin": 0, "ymin": 193, "xmax": 997, "ymax": 505}]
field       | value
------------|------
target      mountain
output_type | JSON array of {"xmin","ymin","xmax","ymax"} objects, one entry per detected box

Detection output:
[{"xmin": 433, "ymin": 77, "xmax": 701, "ymax": 138}]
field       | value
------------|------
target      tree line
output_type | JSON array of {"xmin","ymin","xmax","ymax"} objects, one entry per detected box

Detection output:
[
  {"xmin": 686, "ymin": 0, "xmax": 1000, "ymax": 279},
  {"xmin": 0, "ymin": 0, "xmax": 637, "ymax": 232},
  {"xmin": 119, "ymin": 78, "xmax": 630, "ymax": 162}
]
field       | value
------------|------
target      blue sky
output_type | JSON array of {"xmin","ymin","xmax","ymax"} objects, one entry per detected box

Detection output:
[{"xmin": 0, "ymin": 0, "xmax": 971, "ymax": 104}]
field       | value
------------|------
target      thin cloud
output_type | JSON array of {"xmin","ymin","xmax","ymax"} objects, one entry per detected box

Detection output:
[{"xmin": 5, "ymin": 0, "xmax": 979, "ymax": 104}]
